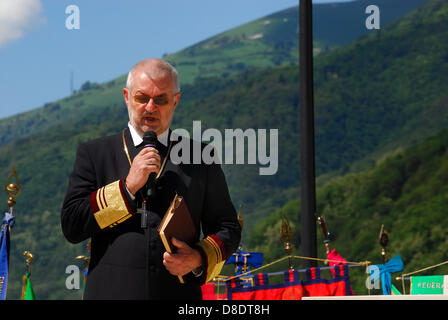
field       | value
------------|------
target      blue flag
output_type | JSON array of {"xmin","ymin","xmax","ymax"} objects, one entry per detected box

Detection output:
[
  {"xmin": 226, "ymin": 251, "xmax": 263, "ymax": 275},
  {"xmin": 0, "ymin": 212, "xmax": 15, "ymax": 300},
  {"xmin": 368, "ymin": 254, "xmax": 404, "ymax": 295}
]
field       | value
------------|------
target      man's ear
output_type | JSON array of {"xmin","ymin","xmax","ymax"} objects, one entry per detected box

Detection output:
[
  {"xmin": 173, "ymin": 92, "xmax": 181, "ymax": 109},
  {"xmin": 123, "ymin": 88, "xmax": 130, "ymax": 107}
]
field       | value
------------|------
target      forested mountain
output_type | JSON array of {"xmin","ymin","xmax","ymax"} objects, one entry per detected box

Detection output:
[
  {"xmin": 1, "ymin": 0, "xmax": 445, "ymax": 299},
  {"xmin": 0, "ymin": 0, "xmax": 427, "ymax": 147},
  {"xmin": 247, "ymin": 129, "xmax": 448, "ymax": 294}
]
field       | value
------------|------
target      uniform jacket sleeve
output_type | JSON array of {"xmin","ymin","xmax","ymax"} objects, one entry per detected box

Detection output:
[{"xmin": 61, "ymin": 141, "xmax": 137, "ymax": 244}]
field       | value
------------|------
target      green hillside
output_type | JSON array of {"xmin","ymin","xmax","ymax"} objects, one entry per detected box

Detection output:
[
  {"xmin": 313, "ymin": 0, "xmax": 448, "ymax": 178},
  {"xmin": 0, "ymin": 0, "xmax": 427, "ymax": 149},
  {"xmin": 247, "ymin": 129, "xmax": 448, "ymax": 294},
  {"xmin": 0, "ymin": 0, "xmax": 444, "ymax": 299},
  {"xmin": 174, "ymin": 0, "xmax": 448, "ymax": 225},
  {"xmin": 164, "ymin": 0, "xmax": 428, "ymax": 83},
  {"xmin": 312, "ymin": 0, "xmax": 428, "ymax": 47}
]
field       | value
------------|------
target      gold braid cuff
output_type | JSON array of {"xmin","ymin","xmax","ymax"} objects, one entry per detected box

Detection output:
[
  {"xmin": 196, "ymin": 235, "xmax": 227, "ymax": 283},
  {"xmin": 90, "ymin": 179, "xmax": 134, "ymax": 229}
]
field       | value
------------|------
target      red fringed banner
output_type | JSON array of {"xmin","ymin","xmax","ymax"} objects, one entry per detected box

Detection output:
[{"xmin": 224, "ymin": 265, "xmax": 352, "ymax": 300}]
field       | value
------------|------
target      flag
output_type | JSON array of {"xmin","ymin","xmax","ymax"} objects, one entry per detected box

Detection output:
[
  {"xmin": 226, "ymin": 251, "xmax": 263, "ymax": 275},
  {"xmin": 410, "ymin": 275, "xmax": 448, "ymax": 295},
  {"xmin": 226, "ymin": 266, "xmax": 352, "ymax": 300},
  {"xmin": 302, "ymin": 265, "xmax": 353, "ymax": 298},
  {"xmin": 327, "ymin": 248, "xmax": 347, "ymax": 266},
  {"xmin": 327, "ymin": 248, "xmax": 347, "ymax": 277},
  {"xmin": 83, "ymin": 268, "xmax": 88, "ymax": 292},
  {"xmin": 367, "ymin": 254, "xmax": 404, "ymax": 295},
  {"xmin": 226, "ymin": 270, "xmax": 304, "ymax": 300},
  {"xmin": 0, "ymin": 212, "xmax": 15, "ymax": 300},
  {"xmin": 391, "ymin": 284, "xmax": 402, "ymax": 295},
  {"xmin": 21, "ymin": 272, "xmax": 35, "ymax": 300},
  {"xmin": 201, "ymin": 282, "xmax": 227, "ymax": 300}
]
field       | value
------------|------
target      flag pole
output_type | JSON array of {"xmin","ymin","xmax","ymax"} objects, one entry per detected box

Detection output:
[
  {"xmin": 299, "ymin": 0, "xmax": 318, "ymax": 268},
  {"xmin": 0, "ymin": 167, "xmax": 20, "ymax": 300},
  {"xmin": 21, "ymin": 251, "xmax": 35, "ymax": 300}
]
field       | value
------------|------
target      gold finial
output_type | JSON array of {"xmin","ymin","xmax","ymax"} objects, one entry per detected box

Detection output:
[
  {"xmin": 76, "ymin": 240, "xmax": 91, "ymax": 269},
  {"xmin": 378, "ymin": 224, "xmax": 389, "ymax": 263},
  {"xmin": 280, "ymin": 210, "xmax": 293, "ymax": 256},
  {"xmin": 5, "ymin": 167, "xmax": 21, "ymax": 209},
  {"xmin": 75, "ymin": 255, "xmax": 90, "ymax": 269},
  {"xmin": 23, "ymin": 251, "xmax": 34, "ymax": 274}
]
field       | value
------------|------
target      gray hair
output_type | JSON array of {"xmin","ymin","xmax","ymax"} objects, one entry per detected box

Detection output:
[{"xmin": 126, "ymin": 58, "xmax": 180, "ymax": 94}]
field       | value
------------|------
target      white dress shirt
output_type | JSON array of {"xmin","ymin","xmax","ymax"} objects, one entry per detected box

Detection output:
[{"xmin": 127, "ymin": 122, "xmax": 169, "ymax": 147}]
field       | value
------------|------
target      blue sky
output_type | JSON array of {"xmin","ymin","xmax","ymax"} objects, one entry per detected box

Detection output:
[{"xmin": 0, "ymin": 0, "xmax": 353, "ymax": 119}]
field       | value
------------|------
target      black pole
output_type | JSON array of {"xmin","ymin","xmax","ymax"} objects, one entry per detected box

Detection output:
[{"xmin": 299, "ymin": 0, "xmax": 317, "ymax": 267}]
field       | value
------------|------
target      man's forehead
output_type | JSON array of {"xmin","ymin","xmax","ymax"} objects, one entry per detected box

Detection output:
[{"xmin": 133, "ymin": 70, "xmax": 173, "ymax": 92}]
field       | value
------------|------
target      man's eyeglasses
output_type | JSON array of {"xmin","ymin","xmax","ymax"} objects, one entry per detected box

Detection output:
[{"xmin": 132, "ymin": 92, "xmax": 177, "ymax": 106}]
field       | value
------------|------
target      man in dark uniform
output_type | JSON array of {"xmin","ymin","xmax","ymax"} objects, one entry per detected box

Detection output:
[{"xmin": 61, "ymin": 58, "xmax": 241, "ymax": 299}]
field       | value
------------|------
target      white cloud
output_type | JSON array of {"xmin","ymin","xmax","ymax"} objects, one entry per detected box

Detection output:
[{"xmin": 0, "ymin": 0, "xmax": 44, "ymax": 47}]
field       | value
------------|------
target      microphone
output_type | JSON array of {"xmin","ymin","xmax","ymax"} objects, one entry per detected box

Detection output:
[{"xmin": 142, "ymin": 131, "xmax": 158, "ymax": 199}]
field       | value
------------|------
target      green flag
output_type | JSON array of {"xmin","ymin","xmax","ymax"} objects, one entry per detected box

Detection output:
[
  {"xmin": 391, "ymin": 284, "xmax": 402, "ymax": 295},
  {"xmin": 410, "ymin": 275, "xmax": 448, "ymax": 295},
  {"xmin": 21, "ymin": 272, "xmax": 35, "ymax": 300}
]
